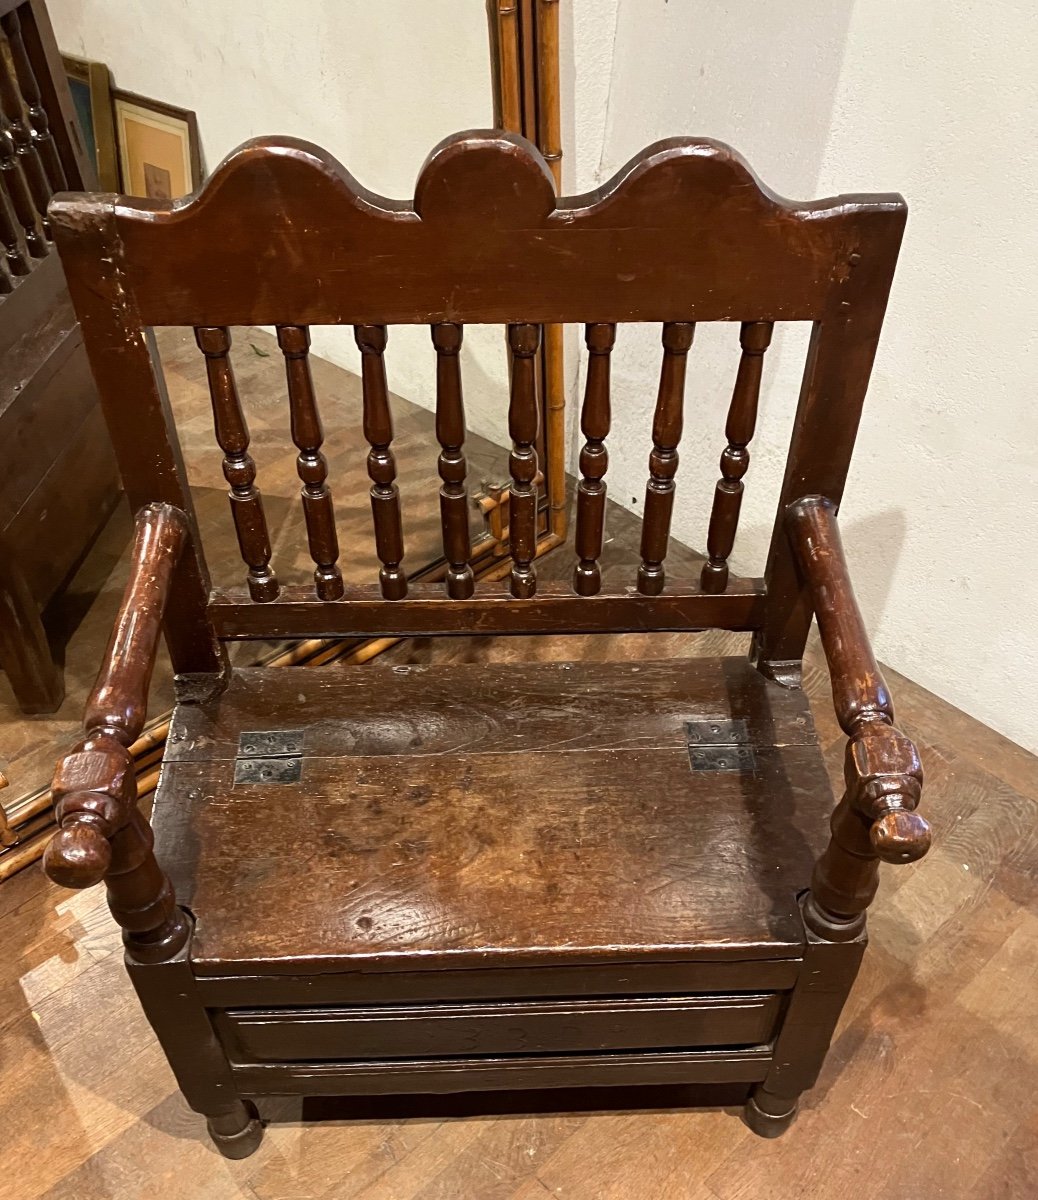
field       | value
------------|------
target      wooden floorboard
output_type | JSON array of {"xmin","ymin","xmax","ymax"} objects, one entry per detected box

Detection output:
[
  {"xmin": 2, "ymin": 336, "xmax": 1036, "ymax": 1198},
  {"xmin": 0, "ymin": 324, "xmax": 509, "ymax": 813}
]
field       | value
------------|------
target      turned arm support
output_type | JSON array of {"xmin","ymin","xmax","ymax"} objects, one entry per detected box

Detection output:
[
  {"xmin": 44, "ymin": 503, "xmax": 187, "ymax": 893},
  {"xmin": 786, "ymin": 496, "xmax": 930, "ymax": 869}
]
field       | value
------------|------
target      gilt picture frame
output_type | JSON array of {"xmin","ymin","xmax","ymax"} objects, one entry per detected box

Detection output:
[
  {"xmin": 111, "ymin": 89, "xmax": 201, "ymax": 199},
  {"xmin": 62, "ymin": 53, "xmax": 119, "ymax": 191}
]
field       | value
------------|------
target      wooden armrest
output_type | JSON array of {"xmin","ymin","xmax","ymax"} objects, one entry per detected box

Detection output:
[
  {"xmin": 44, "ymin": 504, "xmax": 187, "ymax": 889},
  {"xmin": 83, "ymin": 503, "xmax": 189, "ymax": 745},
  {"xmin": 786, "ymin": 496, "xmax": 930, "ymax": 865}
]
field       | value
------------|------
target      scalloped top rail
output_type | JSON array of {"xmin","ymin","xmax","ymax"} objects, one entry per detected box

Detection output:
[
  {"xmin": 48, "ymin": 129, "xmax": 907, "ymax": 666},
  {"xmin": 48, "ymin": 131, "xmax": 905, "ymax": 328}
]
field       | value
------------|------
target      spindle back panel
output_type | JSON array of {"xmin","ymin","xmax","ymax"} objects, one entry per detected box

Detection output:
[
  {"xmin": 1, "ymin": 0, "xmax": 95, "ymax": 290},
  {"xmin": 50, "ymin": 131, "xmax": 905, "ymax": 677}
]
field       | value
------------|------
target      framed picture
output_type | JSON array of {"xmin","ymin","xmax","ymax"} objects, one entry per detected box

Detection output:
[
  {"xmin": 111, "ymin": 90, "xmax": 202, "ymax": 199},
  {"xmin": 62, "ymin": 54, "xmax": 119, "ymax": 191}
]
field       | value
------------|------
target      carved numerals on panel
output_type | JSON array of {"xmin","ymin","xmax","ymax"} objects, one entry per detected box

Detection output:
[
  {"xmin": 356, "ymin": 325, "xmax": 407, "ymax": 599},
  {"xmin": 195, "ymin": 326, "xmax": 279, "ymax": 601},
  {"xmin": 276, "ymin": 325, "xmax": 344, "ymax": 600}
]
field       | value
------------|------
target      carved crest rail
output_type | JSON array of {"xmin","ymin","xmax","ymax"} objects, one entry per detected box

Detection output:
[{"xmin": 50, "ymin": 129, "xmax": 905, "ymax": 662}]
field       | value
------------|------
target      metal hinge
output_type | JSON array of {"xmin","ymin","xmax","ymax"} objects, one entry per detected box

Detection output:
[
  {"xmin": 685, "ymin": 718, "xmax": 757, "ymax": 773},
  {"xmin": 234, "ymin": 730, "xmax": 303, "ymax": 785}
]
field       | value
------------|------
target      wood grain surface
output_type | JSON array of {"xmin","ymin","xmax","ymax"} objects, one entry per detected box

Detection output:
[
  {"xmin": 7, "ymin": 124, "xmax": 1030, "ymax": 1193},
  {"xmin": 2, "ymin": 623, "xmax": 1035, "ymax": 1198},
  {"xmin": 153, "ymin": 658, "xmax": 829, "ymax": 973},
  {"xmin": 0, "ymin": 324, "xmax": 509, "ymax": 811}
]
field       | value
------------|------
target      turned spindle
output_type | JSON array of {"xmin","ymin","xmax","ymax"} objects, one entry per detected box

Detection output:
[
  {"xmin": 573, "ymin": 323, "xmax": 616, "ymax": 596},
  {"xmin": 0, "ymin": 123, "xmax": 46, "ymax": 256},
  {"xmin": 356, "ymin": 325, "xmax": 407, "ymax": 599},
  {"xmin": 195, "ymin": 326, "xmax": 279, "ymax": 602},
  {"xmin": 432, "ymin": 323, "xmax": 475, "ymax": 599},
  {"xmin": 277, "ymin": 324, "xmax": 344, "ymax": 600},
  {"xmin": 507, "ymin": 323, "xmax": 541, "ymax": 599},
  {"xmin": 0, "ymin": 159, "xmax": 30, "ymax": 276},
  {"xmin": 637, "ymin": 322, "xmax": 695, "ymax": 595},
  {"xmin": 0, "ymin": 29, "xmax": 51, "ymax": 231},
  {"xmin": 2, "ymin": 10, "xmax": 67, "ymax": 193},
  {"xmin": 701, "ymin": 321, "xmax": 773, "ymax": 593}
]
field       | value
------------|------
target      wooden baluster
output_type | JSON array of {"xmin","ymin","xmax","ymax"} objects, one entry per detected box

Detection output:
[
  {"xmin": 573, "ymin": 322, "xmax": 616, "ymax": 595},
  {"xmin": 0, "ymin": 122, "xmax": 45, "ymax": 256},
  {"xmin": 637, "ymin": 322, "xmax": 695, "ymax": 595},
  {"xmin": 2, "ymin": 10, "xmax": 67, "ymax": 192},
  {"xmin": 507, "ymin": 323, "xmax": 541, "ymax": 598},
  {"xmin": 0, "ymin": 37, "xmax": 51, "ymax": 232},
  {"xmin": 432, "ymin": 322, "xmax": 474, "ymax": 599},
  {"xmin": 276, "ymin": 325, "xmax": 344, "ymax": 600},
  {"xmin": 355, "ymin": 324, "xmax": 407, "ymax": 599},
  {"xmin": 701, "ymin": 321, "xmax": 774, "ymax": 593},
  {"xmin": 0, "ymin": 171, "xmax": 30, "ymax": 275},
  {"xmin": 194, "ymin": 326, "xmax": 278, "ymax": 601}
]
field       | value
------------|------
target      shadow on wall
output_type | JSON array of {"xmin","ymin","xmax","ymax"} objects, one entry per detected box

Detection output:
[
  {"xmin": 737, "ymin": 505, "xmax": 908, "ymax": 647},
  {"xmin": 562, "ymin": 0, "xmax": 856, "ymax": 199},
  {"xmin": 558, "ymin": 1, "xmax": 860, "ymax": 539},
  {"xmin": 837, "ymin": 507, "xmax": 908, "ymax": 650}
]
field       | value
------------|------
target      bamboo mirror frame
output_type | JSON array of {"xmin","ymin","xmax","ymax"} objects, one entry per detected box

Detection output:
[{"xmin": 485, "ymin": 0, "xmax": 567, "ymax": 555}]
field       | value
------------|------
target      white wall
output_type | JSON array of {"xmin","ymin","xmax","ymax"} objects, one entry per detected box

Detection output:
[
  {"xmin": 49, "ymin": 0, "xmax": 513, "ymax": 449},
  {"xmin": 560, "ymin": 0, "xmax": 857, "ymax": 649},
  {"xmin": 812, "ymin": 0, "xmax": 1038, "ymax": 756},
  {"xmin": 50, "ymin": 0, "xmax": 1038, "ymax": 752},
  {"xmin": 559, "ymin": 0, "xmax": 1037, "ymax": 754}
]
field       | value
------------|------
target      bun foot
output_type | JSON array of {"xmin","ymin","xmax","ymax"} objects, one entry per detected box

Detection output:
[
  {"xmin": 744, "ymin": 1086, "xmax": 799, "ymax": 1138},
  {"xmin": 207, "ymin": 1100, "xmax": 263, "ymax": 1158}
]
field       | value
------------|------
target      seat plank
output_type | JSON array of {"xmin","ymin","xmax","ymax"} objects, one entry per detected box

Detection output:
[
  {"xmin": 153, "ymin": 657, "xmax": 831, "ymax": 975},
  {"xmin": 166, "ymin": 657, "xmax": 816, "ymax": 762}
]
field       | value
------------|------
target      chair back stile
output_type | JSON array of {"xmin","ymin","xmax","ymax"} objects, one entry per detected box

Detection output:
[{"xmin": 49, "ymin": 131, "xmax": 905, "ymax": 675}]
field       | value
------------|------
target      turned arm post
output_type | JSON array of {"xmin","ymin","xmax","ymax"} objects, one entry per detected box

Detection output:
[
  {"xmin": 787, "ymin": 496, "xmax": 930, "ymax": 940},
  {"xmin": 43, "ymin": 504, "xmax": 191, "ymax": 963}
]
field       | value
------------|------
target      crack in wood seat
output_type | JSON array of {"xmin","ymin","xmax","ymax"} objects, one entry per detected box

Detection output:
[{"xmin": 158, "ymin": 658, "xmax": 828, "ymax": 976}]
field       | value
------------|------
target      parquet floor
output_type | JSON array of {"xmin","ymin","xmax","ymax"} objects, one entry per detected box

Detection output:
[{"xmin": 2, "ymin": 334, "xmax": 1036, "ymax": 1199}]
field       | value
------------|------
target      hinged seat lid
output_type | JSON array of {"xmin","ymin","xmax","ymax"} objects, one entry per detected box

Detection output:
[{"xmin": 156, "ymin": 657, "xmax": 830, "ymax": 976}]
